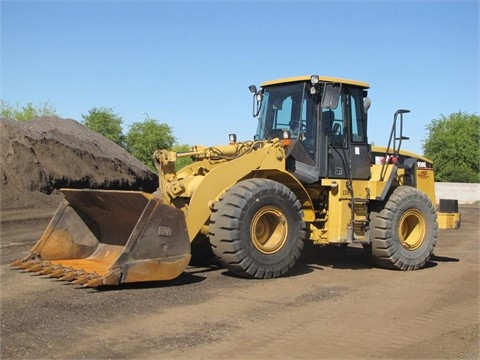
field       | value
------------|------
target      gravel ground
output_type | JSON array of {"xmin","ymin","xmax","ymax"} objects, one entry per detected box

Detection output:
[{"xmin": 1, "ymin": 205, "xmax": 478, "ymax": 360}]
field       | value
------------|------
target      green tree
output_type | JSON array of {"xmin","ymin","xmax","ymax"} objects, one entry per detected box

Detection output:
[
  {"xmin": 0, "ymin": 100, "xmax": 57, "ymax": 120},
  {"xmin": 422, "ymin": 112, "xmax": 479, "ymax": 183},
  {"xmin": 125, "ymin": 119, "xmax": 176, "ymax": 170},
  {"xmin": 81, "ymin": 107, "xmax": 124, "ymax": 146}
]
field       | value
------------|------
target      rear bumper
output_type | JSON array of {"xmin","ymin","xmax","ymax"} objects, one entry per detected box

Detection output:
[
  {"xmin": 437, "ymin": 199, "xmax": 461, "ymax": 230},
  {"xmin": 438, "ymin": 212, "xmax": 461, "ymax": 230}
]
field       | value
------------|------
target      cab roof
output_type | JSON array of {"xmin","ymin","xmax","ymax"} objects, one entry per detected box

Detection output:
[{"xmin": 261, "ymin": 75, "xmax": 369, "ymax": 89}]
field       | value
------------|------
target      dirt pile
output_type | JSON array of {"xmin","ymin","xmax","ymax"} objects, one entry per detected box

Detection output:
[{"xmin": 0, "ymin": 117, "xmax": 158, "ymax": 210}]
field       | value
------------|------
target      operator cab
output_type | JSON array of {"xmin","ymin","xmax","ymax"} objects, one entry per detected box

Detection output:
[{"xmin": 251, "ymin": 75, "xmax": 371, "ymax": 184}]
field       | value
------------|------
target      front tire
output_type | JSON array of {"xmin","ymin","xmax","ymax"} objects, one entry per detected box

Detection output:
[
  {"xmin": 209, "ymin": 179, "xmax": 305, "ymax": 278},
  {"xmin": 370, "ymin": 186, "xmax": 438, "ymax": 270}
]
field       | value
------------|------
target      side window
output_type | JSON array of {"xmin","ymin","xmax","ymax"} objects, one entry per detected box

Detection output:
[
  {"xmin": 274, "ymin": 96, "xmax": 293, "ymax": 129},
  {"xmin": 300, "ymin": 95, "xmax": 317, "ymax": 159},
  {"xmin": 350, "ymin": 90, "xmax": 367, "ymax": 143},
  {"xmin": 332, "ymin": 96, "xmax": 344, "ymax": 132},
  {"xmin": 301, "ymin": 96, "xmax": 316, "ymax": 140},
  {"xmin": 329, "ymin": 94, "xmax": 346, "ymax": 148},
  {"xmin": 301, "ymin": 98, "xmax": 308, "ymax": 133}
]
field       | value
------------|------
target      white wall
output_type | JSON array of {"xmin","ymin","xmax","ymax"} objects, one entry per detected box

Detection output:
[{"xmin": 435, "ymin": 182, "xmax": 480, "ymax": 204}]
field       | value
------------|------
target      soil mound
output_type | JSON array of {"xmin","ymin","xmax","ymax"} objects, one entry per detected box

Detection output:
[{"xmin": 0, "ymin": 117, "xmax": 158, "ymax": 210}]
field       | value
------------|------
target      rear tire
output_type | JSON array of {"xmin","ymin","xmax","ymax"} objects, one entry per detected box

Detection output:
[
  {"xmin": 370, "ymin": 186, "xmax": 437, "ymax": 270},
  {"xmin": 209, "ymin": 179, "xmax": 305, "ymax": 278}
]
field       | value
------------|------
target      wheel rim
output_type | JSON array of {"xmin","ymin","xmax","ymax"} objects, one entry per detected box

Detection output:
[
  {"xmin": 251, "ymin": 206, "xmax": 288, "ymax": 254},
  {"xmin": 398, "ymin": 209, "xmax": 426, "ymax": 250}
]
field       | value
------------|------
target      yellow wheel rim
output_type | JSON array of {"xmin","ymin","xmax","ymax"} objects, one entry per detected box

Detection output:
[
  {"xmin": 398, "ymin": 209, "xmax": 426, "ymax": 250},
  {"xmin": 251, "ymin": 206, "xmax": 288, "ymax": 254}
]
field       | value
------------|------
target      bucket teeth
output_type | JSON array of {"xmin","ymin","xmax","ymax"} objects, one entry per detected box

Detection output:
[
  {"xmin": 9, "ymin": 258, "xmax": 28, "ymax": 268},
  {"xmin": 25, "ymin": 262, "xmax": 48, "ymax": 272},
  {"xmin": 48, "ymin": 267, "xmax": 72, "ymax": 279},
  {"xmin": 37, "ymin": 265, "xmax": 58, "ymax": 275},
  {"xmin": 59, "ymin": 271, "xmax": 78, "ymax": 281},
  {"xmin": 71, "ymin": 274, "xmax": 92, "ymax": 285},
  {"xmin": 84, "ymin": 277, "xmax": 104, "ymax": 288},
  {"xmin": 15, "ymin": 260, "xmax": 37, "ymax": 270}
]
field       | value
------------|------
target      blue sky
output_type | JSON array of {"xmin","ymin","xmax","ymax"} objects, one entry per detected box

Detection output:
[{"xmin": 1, "ymin": 0, "xmax": 478, "ymax": 156}]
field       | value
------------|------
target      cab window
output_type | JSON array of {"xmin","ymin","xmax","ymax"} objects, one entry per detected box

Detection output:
[{"xmin": 349, "ymin": 88, "xmax": 367, "ymax": 143}]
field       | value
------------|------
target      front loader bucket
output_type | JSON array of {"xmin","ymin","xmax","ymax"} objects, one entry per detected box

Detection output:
[{"xmin": 10, "ymin": 189, "xmax": 191, "ymax": 288}]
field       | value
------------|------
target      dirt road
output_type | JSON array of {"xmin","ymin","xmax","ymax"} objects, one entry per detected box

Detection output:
[{"xmin": 1, "ymin": 205, "xmax": 478, "ymax": 359}]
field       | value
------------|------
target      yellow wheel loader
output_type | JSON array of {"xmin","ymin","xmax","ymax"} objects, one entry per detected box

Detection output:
[{"xmin": 11, "ymin": 75, "xmax": 461, "ymax": 287}]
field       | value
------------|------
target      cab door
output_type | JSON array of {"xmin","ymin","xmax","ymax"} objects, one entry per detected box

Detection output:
[
  {"xmin": 347, "ymin": 87, "xmax": 370, "ymax": 180},
  {"xmin": 321, "ymin": 87, "xmax": 370, "ymax": 180}
]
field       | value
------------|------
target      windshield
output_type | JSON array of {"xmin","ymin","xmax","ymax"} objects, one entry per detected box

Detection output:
[{"xmin": 255, "ymin": 82, "xmax": 316, "ymax": 142}]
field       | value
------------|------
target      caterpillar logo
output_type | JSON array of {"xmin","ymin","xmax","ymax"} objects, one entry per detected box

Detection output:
[{"xmin": 418, "ymin": 170, "xmax": 430, "ymax": 179}]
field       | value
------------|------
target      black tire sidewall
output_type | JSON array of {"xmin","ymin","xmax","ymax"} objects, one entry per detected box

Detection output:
[
  {"xmin": 210, "ymin": 178, "xmax": 304, "ymax": 278},
  {"xmin": 387, "ymin": 194, "xmax": 436, "ymax": 263},
  {"xmin": 371, "ymin": 186, "xmax": 438, "ymax": 270},
  {"xmin": 238, "ymin": 187, "xmax": 303, "ymax": 268}
]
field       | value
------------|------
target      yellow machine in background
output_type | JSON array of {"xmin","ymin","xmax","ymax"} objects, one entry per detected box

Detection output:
[{"xmin": 12, "ymin": 75, "xmax": 461, "ymax": 287}]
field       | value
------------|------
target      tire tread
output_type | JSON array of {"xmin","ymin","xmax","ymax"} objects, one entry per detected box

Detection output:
[
  {"xmin": 209, "ymin": 179, "xmax": 305, "ymax": 279},
  {"xmin": 370, "ymin": 186, "xmax": 438, "ymax": 270}
]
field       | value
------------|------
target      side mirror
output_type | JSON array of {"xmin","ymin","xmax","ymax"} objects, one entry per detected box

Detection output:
[
  {"xmin": 332, "ymin": 123, "xmax": 341, "ymax": 134},
  {"xmin": 363, "ymin": 97, "xmax": 371, "ymax": 113},
  {"xmin": 249, "ymin": 85, "xmax": 263, "ymax": 117},
  {"xmin": 321, "ymin": 84, "xmax": 341, "ymax": 109}
]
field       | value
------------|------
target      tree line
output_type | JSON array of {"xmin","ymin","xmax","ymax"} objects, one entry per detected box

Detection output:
[
  {"xmin": 80, "ymin": 106, "xmax": 193, "ymax": 171},
  {"xmin": 422, "ymin": 112, "xmax": 479, "ymax": 183},
  {"xmin": 1, "ymin": 100, "xmax": 478, "ymax": 183}
]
